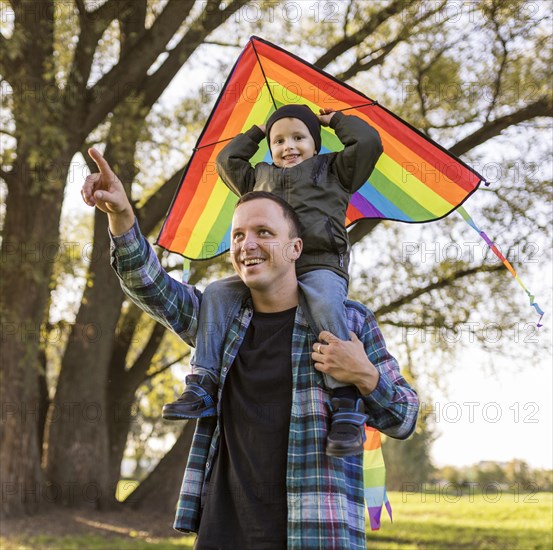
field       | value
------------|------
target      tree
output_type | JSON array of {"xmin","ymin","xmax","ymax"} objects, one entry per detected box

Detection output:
[{"xmin": 1, "ymin": 0, "xmax": 551, "ymax": 518}]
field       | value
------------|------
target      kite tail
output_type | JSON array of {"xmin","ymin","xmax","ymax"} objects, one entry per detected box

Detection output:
[
  {"xmin": 456, "ymin": 206, "xmax": 544, "ymax": 327},
  {"xmin": 182, "ymin": 258, "xmax": 191, "ymax": 283},
  {"xmin": 363, "ymin": 426, "xmax": 392, "ymax": 531}
]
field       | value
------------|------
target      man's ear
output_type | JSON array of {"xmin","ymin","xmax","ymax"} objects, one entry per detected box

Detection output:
[{"xmin": 288, "ymin": 237, "xmax": 303, "ymax": 262}]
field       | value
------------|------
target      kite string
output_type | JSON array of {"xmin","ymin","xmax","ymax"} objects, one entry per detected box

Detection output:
[
  {"xmin": 456, "ymin": 206, "xmax": 544, "ymax": 327},
  {"xmin": 194, "ymin": 103, "xmax": 379, "ymax": 151},
  {"xmin": 250, "ymin": 36, "xmax": 277, "ymax": 110}
]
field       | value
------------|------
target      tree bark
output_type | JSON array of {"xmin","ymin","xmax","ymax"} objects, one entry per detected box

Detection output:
[
  {"xmin": 46, "ymin": 87, "xmax": 145, "ymax": 506},
  {"xmin": 0, "ymin": 153, "xmax": 72, "ymax": 516},
  {"xmin": 128, "ymin": 421, "xmax": 196, "ymax": 513},
  {"xmin": 45, "ymin": 207, "xmax": 126, "ymax": 509}
]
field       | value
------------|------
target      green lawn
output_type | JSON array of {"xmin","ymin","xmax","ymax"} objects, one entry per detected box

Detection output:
[
  {"xmin": 1, "ymin": 491, "xmax": 551, "ymax": 549},
  {"xmin": 367, "ymin": 490, "xmax": 552, "ymax": 549}
]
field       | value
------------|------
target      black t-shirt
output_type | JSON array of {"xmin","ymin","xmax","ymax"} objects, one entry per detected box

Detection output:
[{"xmin": 195, "ymin": 307, "xmax": 296, "ymax": 550}]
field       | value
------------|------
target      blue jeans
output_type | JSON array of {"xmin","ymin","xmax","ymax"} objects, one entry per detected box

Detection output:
[{"xmin": 193, "ymin": 270, "xmax": 349, "ymax": 389}]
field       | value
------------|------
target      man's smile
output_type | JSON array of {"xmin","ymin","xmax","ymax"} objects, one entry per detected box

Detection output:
[{"xmin": 242, "ymin": 256, "xmax": 266, "ymax": 266}]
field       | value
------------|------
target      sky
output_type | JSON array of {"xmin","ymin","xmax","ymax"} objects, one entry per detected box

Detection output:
[{"xmin": 431, "ymin": 349, "xmax": 552, "ymax": 469}]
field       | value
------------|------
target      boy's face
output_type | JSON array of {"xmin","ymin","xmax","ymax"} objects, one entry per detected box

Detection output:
[{"xmin": 269, "ymin": 117, "xmax": 316, "ymax": 168}]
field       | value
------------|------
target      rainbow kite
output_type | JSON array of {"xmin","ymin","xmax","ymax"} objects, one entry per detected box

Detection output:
[
  {"xmin": 157, "ymin": 36, "xmax": 483, "ymax": 258},
  {"xmin": 156, "ymin": 36, "xmax": 542, "ymax": 325}
]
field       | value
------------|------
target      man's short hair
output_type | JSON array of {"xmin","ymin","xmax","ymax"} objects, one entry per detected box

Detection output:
[{"xmin": 235, "ymin": 191, "xmax": 302, "ymax": 238}]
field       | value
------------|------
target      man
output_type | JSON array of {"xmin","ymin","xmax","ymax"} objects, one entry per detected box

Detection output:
[{"xmin": 82, "ymin": 148, "xmax": 419, "ymax": 550}]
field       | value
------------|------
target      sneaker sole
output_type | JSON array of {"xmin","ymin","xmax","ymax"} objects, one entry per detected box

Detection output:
[
  {"xmin": 325, "ymin": 443, "xmax": 365, "ymax": 457},
  {"xmin": 162, "ymin": 406, "xmax": 217, "ymax": 421}
]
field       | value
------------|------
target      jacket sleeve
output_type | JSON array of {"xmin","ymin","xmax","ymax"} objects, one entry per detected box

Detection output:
[
  {"xmin": 215, "ymin": 125, "xmax": 265, "ymax": 196},
  {"xmin": 110, "ymin": 219, "xmax": 202, "ymax": 348},
  {"xmin": 357, "ymin": 308, "xmax": 419, "ymax": 439},
  {"xmin": 329, "ymin": 111, "xmax": 383, "ymax": 193}
]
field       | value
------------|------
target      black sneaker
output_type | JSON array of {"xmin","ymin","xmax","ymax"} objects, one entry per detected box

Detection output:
[
  {"xmin": 162, "ymin": 374, "xmax": 218, "ymax": 420},
  {"xmin": 325, "ymin": 398, "xmax": 368, "ymax": 457}
]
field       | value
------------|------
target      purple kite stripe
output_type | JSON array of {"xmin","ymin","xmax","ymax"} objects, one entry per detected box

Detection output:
[
  {"xmin": 350, "ymin": 192, "xmax": 385, "ymax": 219},
  {"xmin": 385, "ymin": 498, "xmax": 393, "ymax": 520},
  {"xmin": 479, "ymin": 230, "xmax": 495, "ymax": 248}
]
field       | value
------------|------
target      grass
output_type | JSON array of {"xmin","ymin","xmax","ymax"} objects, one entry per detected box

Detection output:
[
  {"xmin": 367, "ymin": 490, "xmax": 552, "ymax": 549},
  {"xmin": 1, "ymin": 491, "xmax": 551, "ymax": 549},
  {"xmin": 0, "ymin": 535, "xmax": 195, "ymax": 550}
]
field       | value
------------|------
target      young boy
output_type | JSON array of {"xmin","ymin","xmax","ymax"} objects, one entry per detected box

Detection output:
[{"xmin": 163, "ymin": 104, "xmax": 383, "ymax": 456}]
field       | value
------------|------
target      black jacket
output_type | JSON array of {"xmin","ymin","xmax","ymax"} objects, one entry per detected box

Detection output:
[{"xmin": 215, "ymin": 112, "xmax": 383, "ymax": 282}]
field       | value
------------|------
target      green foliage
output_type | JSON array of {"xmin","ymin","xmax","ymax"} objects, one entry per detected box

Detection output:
[
  {"xmin": 436, "ymin": 460, "xmax": 553, "ymax": 492},
  {"xmin": 383, "ymin": 397, "xmax": 436, "ymax": 491}
]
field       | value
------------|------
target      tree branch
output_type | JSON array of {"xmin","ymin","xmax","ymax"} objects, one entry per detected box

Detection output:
[
  {"xmin": 337, "ymin": 37, "xmax": 402, "ymax": 81},
  {"xmin": 0, "ymin": 33, "xmax": 15, "ymax": 80},
  {"xmin": 374, "ymin": 264, "xmax": 505, "ymax": 317},
  {"xmin": 145, "ymin": 351, "xmax": 190, "ymax": 381},
  {"xmin": 314, "ymin": 0, "xmax": 411, "ymax": 69},
  {"xmin": 336, "ymin": 0, "xmax": 447, "ymax": 81},
  {"xmin": 485, "ymin": 5, "xmax": 509, "ymax": 123},
  {"xmin": 65, "ymin": 0, "xmax": 134, "ymax": 129},
  {"xmin": 349, "ymin": 219, "xmax": 381, "ymax": 246},
  {"xmin": 82, "ymin": 0, "xmax": 192, "ymax": 138},
  {"xmin": 11, "ymin": 0, "xmax": 55, "ymax": 83},
  {"xmin": 450, "ymin": 96, "xmax": 553, "ymax": 156},
  {"xmin": 0, "ymin": 166, "xmax": 17, "ymax": 188},
  {"xmin": 126, "ymin": 321, "xmax": 167, "ymax": 389},
  {"xmin": 74, "ymin": 0, "xmax": 86, "ymax": 16},
  {"xmin": 140, "ymin": 0, "xmax": 249, "ymax": 110},
  {"xmin": 139, "ymin": 168, "xmax": 183, "ymax": 236}
]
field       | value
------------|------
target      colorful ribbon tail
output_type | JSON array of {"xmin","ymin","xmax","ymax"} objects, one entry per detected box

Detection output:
[
  {"xmin": 456, "ymin": 206, "xmax": 545, "ymax": 327},
  {"xmin": 181, "ymin": 258, "xmax": 191, "ymax": 283}
]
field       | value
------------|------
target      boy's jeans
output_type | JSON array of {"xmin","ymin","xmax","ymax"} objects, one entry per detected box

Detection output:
[{"xmin": 193, "ymin": 269, "xmax": 349, "ymax": 389}]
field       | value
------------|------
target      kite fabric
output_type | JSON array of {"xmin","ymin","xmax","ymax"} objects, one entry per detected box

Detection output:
[
  {"xmin": 157, "ymin": 35, "xmax": 483, "ymax": 259},
  {"xmin": 157, "ymin": 35, "xmax": 542, "ymax": 324},
  {"xmin": 363, "ymin": 426, "xmax": 392, "ymax": 531}
]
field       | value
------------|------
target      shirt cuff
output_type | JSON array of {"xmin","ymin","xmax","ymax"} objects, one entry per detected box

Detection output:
[
  {"xmin": 109, "ymin": 218, "xmax": 145, "ymax": 266},
  {"xmin": 109, "ymin": 218, "xmax": 141, "ymax": 245},
  {"xmin": 362, "ymin": 370, "xmax": 394, "ymax": 410},
  {"xmin": 245, "ymin": 125, "xmax": 266, "ymax": 142},
  {"xmin": 329, "ymin": 111, "xmax": 345, "ymax": 129}
]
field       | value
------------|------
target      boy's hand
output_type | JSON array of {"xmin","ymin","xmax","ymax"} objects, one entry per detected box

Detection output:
[
  {"xmin": 256, "ymin": 123, "xmax": 266, "ymax": 134},
  {"xmin": 318, "ymin": 108, "xmax": 336, "ymax": 127}
]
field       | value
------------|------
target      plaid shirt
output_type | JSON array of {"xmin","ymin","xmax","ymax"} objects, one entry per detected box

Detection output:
[{"xmin": 111, "ymin": 221, "xmax": 419, "ymax": 550}]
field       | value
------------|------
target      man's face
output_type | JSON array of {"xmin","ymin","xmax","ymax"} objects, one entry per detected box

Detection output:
[
  {"xmin": 231, "ymin": 198, "xmax": 302, "ymax": 293},
  {"xmin": 269, "ymin": 117, "xmax": 317, "ymax": 168}
]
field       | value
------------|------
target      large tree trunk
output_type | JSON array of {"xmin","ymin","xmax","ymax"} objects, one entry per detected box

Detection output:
[
  {"xmin": 106, "ymin": 318, "xmax": 167, "ymax": 495},
  {"xmin": 46, "ymin": 97, "xmax": 144, "ymax": 508},
  {"xmin": 1, "ymin": 156, "xmax": 70, "ymax": 516},
  {"xmin": 45, "ymin": 209, "xmax": 126, "ymax": 509},
  {"xmin": 128, "ymin": 421, "xmax": 196, "ymax": 513}
]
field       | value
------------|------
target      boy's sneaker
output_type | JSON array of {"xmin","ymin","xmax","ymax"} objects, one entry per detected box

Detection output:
[
  {"xmin": 325, "ymin": 398, "xmax": 368, "ymax": 457},
  {"xmin": 162, "ymin": 374, "xmax": 218, "ymax": 420}
]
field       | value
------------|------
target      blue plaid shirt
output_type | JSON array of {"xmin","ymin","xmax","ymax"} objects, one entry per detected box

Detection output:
[{"xmin": 111, "ymin": 221, "xmax": 419, "ymax": 549}]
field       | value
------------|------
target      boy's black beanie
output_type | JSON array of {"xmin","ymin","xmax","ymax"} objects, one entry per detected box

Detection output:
[{"xmin": 266, "ymin": 105, "xmax": 322, "ymax": 153}]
